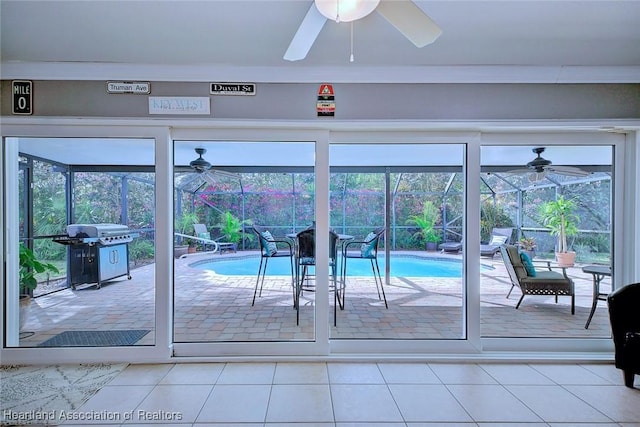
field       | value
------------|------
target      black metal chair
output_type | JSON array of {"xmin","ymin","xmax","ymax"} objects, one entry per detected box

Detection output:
[
  {"xmin": 607, "ymin": 282, "xmax": 640, "ymax": 388},
  {"xmin": 340, "ymin": 227, "xmax": 388, "ymax": 311},
  {"xmin": 295, "ymin": 228, "xmax": 340, "ymax": 325},
  {"xmin": 251, "ymin": 225, "xmax": 294, "ymax": 308}
]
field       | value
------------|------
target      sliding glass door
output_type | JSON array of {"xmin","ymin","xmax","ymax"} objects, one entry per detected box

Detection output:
[
  {"xmin": 329, "ymin": 143, "xmax": 467, "ymax": 339},
  {"xmin": 172, "ymin": 140, "xmax": 317, "ymax": 343},
  {"xmin": 480, "ymin": 145, "xmax": 615, "ymax": 339},
  {"xmin": 3, "ymin": 137, "xmax": 156, "ymax": 348}
]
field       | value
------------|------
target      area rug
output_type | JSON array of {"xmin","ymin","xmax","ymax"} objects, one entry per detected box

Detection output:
[
  {"xmin": 38, "ymin": 329, "xmax": 150, "ymax": 347},
  {"xmin": 0, "ymin": 363, "xmax": 127, "ymax": 424}
]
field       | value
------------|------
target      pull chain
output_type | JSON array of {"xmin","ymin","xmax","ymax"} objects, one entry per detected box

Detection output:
[{"xmin": 350, "ymin": 21, "xmax": 354, "ymax": 62}]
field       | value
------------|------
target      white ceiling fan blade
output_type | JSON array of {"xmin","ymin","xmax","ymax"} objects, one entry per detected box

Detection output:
[
  {"xmin": 211, "ymin": 169, "xmax": 240, "ymax": 180},
  {"xmin": 504, "ymin": 168, "xmax": 533, "ymax": 175},
  {"xmin": 376, "ymin": 0, "xmax": 442, "ymax": 48},
  {"xmin": 284, "ymin": 3, "xmax": 327, "ymax": 61},
  {"xmin": 201, "ymin": 170, "xmax": 240, "ymax": 187},
  {"xmin": 546, "ymin": 166, "xmax": 591, "ymax": 177}
]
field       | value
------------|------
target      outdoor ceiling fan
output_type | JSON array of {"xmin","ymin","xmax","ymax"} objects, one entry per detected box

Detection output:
[
  {"xmin": 507, "ymin": 147, "xmax": 591, "ymax": 182},
  {"xmin": 189, "ymin": 148, "xmax": 239, "ymax": 182},
  {"xmin": 284, "ymin": 0, "xmax": 442, "ymax": 61}
]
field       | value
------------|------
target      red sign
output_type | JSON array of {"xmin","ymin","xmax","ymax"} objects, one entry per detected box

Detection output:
[
  {"xmin": 318, "ymin": 84, "xmax": 334, "ymax": 96},
  {"xmin": 317, "ymin": 84, "xmax": 335, "ymax": 117}
]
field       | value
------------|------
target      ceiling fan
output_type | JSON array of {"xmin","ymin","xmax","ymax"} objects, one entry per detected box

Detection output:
[
  {"xmin": 507, "ymin": 147, "xmax": 591, "ymax": 182},
  {"xmin": 284, "ymin": 0, "xmax": 442, "ymax": 61},
  {"xmin": 189, "ymin": 148, "xmax": 239, "ymax": 182}
]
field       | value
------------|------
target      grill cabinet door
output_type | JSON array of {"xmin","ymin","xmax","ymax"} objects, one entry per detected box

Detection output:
[{"xmin": 98, "ymin": 244, "xmax": 129, "ymax": 282}]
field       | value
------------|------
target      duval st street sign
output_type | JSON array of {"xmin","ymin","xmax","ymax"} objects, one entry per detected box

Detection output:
[{"xmin": 210, "ymin": 83, "xmax": 256, "ymax": 95}]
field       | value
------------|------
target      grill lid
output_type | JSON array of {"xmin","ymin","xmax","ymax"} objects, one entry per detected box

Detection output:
[{"xmin": 66, "ymin": 223, "xmax": 129, "ymax": 238}]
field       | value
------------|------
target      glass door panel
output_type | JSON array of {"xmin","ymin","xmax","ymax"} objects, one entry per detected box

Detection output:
[
  {"xmin": 172, "ymin": 141, "xmax": 316, "ymax": 342},
  {"xmin": 329, "ymin": 143, "xmax": 466, "ymax": 339},
  {"xmin": 480, "ymin": 145, "xmax": 614, "ymax": 338},
  {"xmin": 4, "ymin": 137, "xmax": 156, "ymax": 348}
]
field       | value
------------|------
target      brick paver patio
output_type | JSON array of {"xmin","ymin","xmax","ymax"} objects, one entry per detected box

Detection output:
[{"xmin": 18, "ymin": 251, "xmax": 613, "ymax": 347}]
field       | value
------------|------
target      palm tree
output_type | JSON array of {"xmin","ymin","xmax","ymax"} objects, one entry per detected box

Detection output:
[
  {"xmin": 407, "ymin": 201, "xmax": 441, "ymax": 249},
  {"xmin": 539, "ymin": 195, "xmax": 579, "ymax": 254}
]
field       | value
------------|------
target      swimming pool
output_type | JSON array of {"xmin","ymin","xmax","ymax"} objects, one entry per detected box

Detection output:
[{"xmin": 191, "ymin": 255, "xmax": 490, "ymax": 278}]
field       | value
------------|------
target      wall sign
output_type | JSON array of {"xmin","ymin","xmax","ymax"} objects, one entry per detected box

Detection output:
[
  {"xmin": 210, "ymin": 82, "xmax": 256, "ymax": 95},
  {"xmin": 148, "ymin": 97, "xmax": 210, "ymax": 115},
  {"xmin": 107, "ymin": 81, "xmax": 150, "ymax": 94},
  {"xmin": 317, "ymin": 83, "xmax": 335, "ymax": 117},
  {"xmin": 12, "ymin": 80, "xmax": 33, "ymax": 115}
]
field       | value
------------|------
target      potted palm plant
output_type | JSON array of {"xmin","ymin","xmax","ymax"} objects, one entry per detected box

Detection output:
[
  {"xmin": 538, "ymin": 195, "xmax": 580, "ymax": 267},
  {"xmin": 19, "ymin": 243, "xmax": 59, "ymax": 330},
  {"xmin": 215, "ymin": 211, "xmax": 254, "ymax": 251},
  {"xmin": 407, "ymin": 201, "xmax": 441, "ymax": 251}
]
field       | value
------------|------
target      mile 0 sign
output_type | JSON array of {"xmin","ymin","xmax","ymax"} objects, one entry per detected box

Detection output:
[{"xmin": 12, "ymin": 80, "xmax": 33, "ymax": 115}]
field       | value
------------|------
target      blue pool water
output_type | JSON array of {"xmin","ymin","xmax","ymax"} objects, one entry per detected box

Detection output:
[{"xmin": 192, "ymin": 255, "xmax": 488, "ymax": 278}]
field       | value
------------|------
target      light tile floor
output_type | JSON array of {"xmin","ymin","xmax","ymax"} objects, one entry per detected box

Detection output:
[{"xmin": 61, "ymin": 361, "xmax": 640, "ymax": 426}]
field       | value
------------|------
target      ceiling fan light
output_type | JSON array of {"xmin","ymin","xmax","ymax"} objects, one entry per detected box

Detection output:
[
  {"xmin": 315, "ymin": 0, "xmax": 380, "ymax": 22},
  {"xmin": 189, "ymin": 160, "xmax": 210, "ymax": 173},
  {"xmin": 528, "ymin": 171, "xmax": 547, "ymax": 183}
]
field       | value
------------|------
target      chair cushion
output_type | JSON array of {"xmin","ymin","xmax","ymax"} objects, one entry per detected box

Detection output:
[
  {"xmin": 198, "ymin": 232, "xmax": 211, "ymax": 240},
  {"xmin": 521, "ymin": 270, "xmax": 568, "ymax": 284},
  {"xmin": 505, "ymin": 245, "xmax": 528, "ymax": 280},
  {"xmin": 360, "ymin": 232, "xmax": 377, "ymax": 258},
  {"xmin": 520, "ymin": 252, "xmax": 536, "ymax": 277},
  {"xmin": 298, "ymin": 256, "xmax": 315, "ymax": 265},
  {"xmin": 489, "ymin": 235, "xmax": 508, "ymax": 246},
  {"xmin": 260, "ymin": 231, "xmax": 277, "ymax": 256}
]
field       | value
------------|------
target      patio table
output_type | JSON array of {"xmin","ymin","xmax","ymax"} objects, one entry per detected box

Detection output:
[
  {"xmin": 286, "ymin": 232, "xmax": 354, "ymax": 286},
  {"xmin": 582, "ymin": 264, "xmax": 611, "ymax": 329},
  {"xmin": 286, "ymin": 232, "xmax": 354, "ymax": 259}
]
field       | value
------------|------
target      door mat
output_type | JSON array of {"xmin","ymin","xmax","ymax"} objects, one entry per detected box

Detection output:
[
  {"xmin": 1, "ymin": 363, "xmax": 128, "ymax": 424},
  {"xmin": 38, "ymin": 329, "xmax": 150, "ymax": 347}
]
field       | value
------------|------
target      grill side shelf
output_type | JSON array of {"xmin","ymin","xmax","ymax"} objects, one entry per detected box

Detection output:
[{"xmin": 53, "ymin": 236, "xmax": 100, "ymax": 246}]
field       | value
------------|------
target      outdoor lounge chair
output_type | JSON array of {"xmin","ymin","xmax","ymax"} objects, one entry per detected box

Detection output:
[
  {"xmin": 500, "ymin": 244, "xmax": 575, "ymax": 313},
  {"xmin": 439, "ymin": 241, "xmax": 462, "ymax": 253},
  {"xmin": 481, "ymin": 227, "xmax": 514, "ymax": 257},
  {"xmin": 193, "ymin": 223, "xmax": 237, "ymax": 253},
  {"xmin": 607, "ymin": 282, "xmax": 640, "ymax": 388},
  {"xmin": 174, "ymin": 224, "xmax": 221, "ymax": 256}
]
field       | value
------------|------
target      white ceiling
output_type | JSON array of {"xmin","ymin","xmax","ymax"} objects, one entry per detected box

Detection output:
[{"xmin": 2, "ymin": 0, "xmax": 640, "ymax": 83}]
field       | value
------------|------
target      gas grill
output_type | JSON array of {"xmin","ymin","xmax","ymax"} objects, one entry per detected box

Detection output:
[{"xmin": 53, "ymin": 223, "xmax": 137, "ymax": 289}]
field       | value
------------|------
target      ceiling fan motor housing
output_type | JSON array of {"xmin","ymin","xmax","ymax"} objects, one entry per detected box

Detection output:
[
  {"xmin": 527, "ymin": 147, "xmax": 552, "ymax": 172},
  {"xmin": 190, "ymin": 148, "xmax": 211, "ymax": 173}
]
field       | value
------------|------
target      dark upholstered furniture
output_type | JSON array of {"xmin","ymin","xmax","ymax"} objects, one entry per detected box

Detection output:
[
  {"xmin": 439, "ymin": 241, "xmax": 462, "ymax": 253},
  {"xmin": 607, "ymin": 282, "xmax": 640, "ymax": 388},
  {"xmin": 500, "ymin": 245, "xmax": 575, "ymax": 313},
  {"xmin": 481, "ymin": 227, "xmax": 514, "ymax": 257}
]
